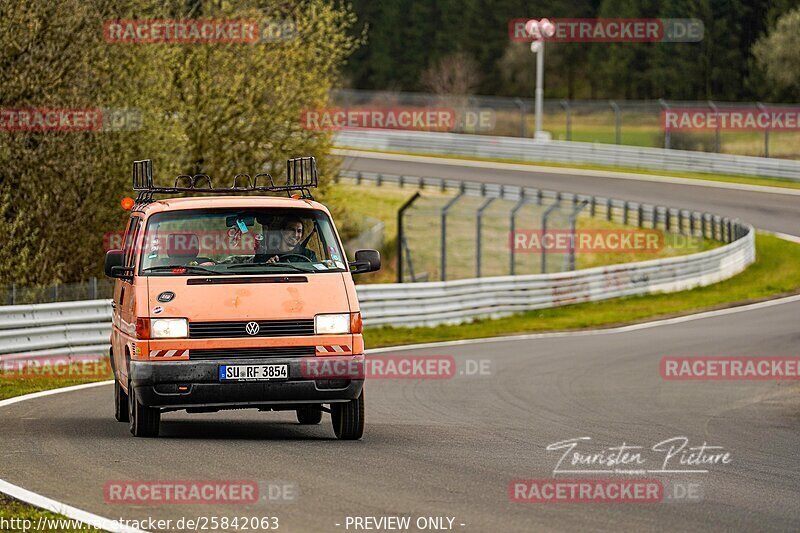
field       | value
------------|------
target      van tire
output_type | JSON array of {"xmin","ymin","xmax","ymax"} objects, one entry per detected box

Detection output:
[
  {"xmin": 296, "ymin": 406, "xmax": 322, "ymax": 424},
  {"xmin": 331, "ymin": 391, "xmax": 364, "ymax": 440},
  {"xmin": 128, "ymin": 380, "xmax": 160, "ymax": 437},
  {"xmin": 114, "ymin": 378, "xmax": 129, "ymax": 422}
]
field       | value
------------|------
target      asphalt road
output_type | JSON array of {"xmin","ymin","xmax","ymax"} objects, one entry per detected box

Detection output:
[
  {"xmin": 2, "ymin": 301, "xmax": 799, "ymax": 532},
  {"xmin": 1, "ymin": 153, "xmax": 799, "ymax": 532},
  {"xmin": 338, "ymin": 151, "xmax": 800, "ymax": 236}
]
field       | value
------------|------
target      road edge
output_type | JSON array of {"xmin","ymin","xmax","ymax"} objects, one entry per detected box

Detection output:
[{"xmin": 334, "ymin": 148, "xmax": 800, "ymax": 197}]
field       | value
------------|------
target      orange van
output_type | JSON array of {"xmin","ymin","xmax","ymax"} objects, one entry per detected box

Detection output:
[{"xmin": 105, "ymin": 158, "xmax": 379, "ymax": 439}]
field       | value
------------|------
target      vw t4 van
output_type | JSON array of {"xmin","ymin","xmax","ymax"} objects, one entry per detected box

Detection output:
[{"xmin": 105, "ymin": 157, "xmax": 379, "ymax": 439}]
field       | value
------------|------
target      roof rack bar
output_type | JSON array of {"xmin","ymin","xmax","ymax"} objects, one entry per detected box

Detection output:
[
  {"xmin": 133, "ymin": 160, "xmax": 153, "ymax": 190},
  {"xmin": 131, "ymin": 158, "xmax": 318, "ymax": 199},
  {"xmin": 233, "ymin": 174, "xmax": 253, "ymax": 189}
]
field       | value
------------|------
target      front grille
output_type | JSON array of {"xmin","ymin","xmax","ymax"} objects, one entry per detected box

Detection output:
[
  {"xmin": 190, "ymin": 346, "xmax": 316, "ymax": 360},
  {"xmin": 189, "ymin": 319, "xmax": 314, "ymax": 339}
]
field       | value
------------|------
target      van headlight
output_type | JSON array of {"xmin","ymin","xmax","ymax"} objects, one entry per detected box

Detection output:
[
  {"xmin": 314, "ymin": 313, "xmax": 350, "ymax": 334},
  {"xmin": 151, "ymin": 318, "xmax": 188, "ymax": 338}
]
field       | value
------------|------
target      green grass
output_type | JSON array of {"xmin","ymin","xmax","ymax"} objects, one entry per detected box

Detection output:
[
  {"xmin": 574, "ymin": 217, "xmax": 719, "ymax": 270},
  {"xmin": 0, "ymin": 493, "xmax": 95, "ymax": 532},
  {"xmin": 0, "ymin": 375, "xmax": 110, "ymax": 402},
  {"xmin": 492, "ymin": 110, "xmax": 800, "ymax": 160},
  {"xmin": 364, "ymin": 233, "xmax": 800, "ymax": 348},
  {"xmin": 0, "ymin": 360, "xmax": 112, "ymax": 401},
  {"xmin": 334, "ymin": 148, "xmax": 800, "ymax": 192}
]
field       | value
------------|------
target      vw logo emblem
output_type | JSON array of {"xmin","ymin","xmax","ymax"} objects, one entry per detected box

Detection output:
[{"xmin": 245, "ymin": 322, "xmax": 260, "ymax": 335}]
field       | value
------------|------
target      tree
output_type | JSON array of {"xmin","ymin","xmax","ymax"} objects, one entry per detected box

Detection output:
[
  {"xmin": 0, "ymin": 0, "xmax": 360, "ymax": 287},
  {"xmin": 420, "ymin": 52, "xmax": 481, "ymax": 95},
  {"xmin": 752, "ymin": 7, "xmax": 800, "ymax": 97}
]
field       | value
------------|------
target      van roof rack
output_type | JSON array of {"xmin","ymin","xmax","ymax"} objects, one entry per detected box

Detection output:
[{"xmin": 132, "ymin": 157, "xmax": 318, "ymax": 208}]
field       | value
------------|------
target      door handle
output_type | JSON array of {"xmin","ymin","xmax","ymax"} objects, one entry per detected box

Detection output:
[{"xmin": 111, "ymin": 301, "xmax": 117, "ymax": 309}]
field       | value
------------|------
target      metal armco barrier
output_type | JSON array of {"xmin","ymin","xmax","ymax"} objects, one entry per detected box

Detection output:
[
  {"xmin": 357, "ymin": 230, "xmax": 754, "ymax": 327},
  {"xmin": 0, "ymin": 176, "xmax": 756, "ymax": 355},
  {"xmin": 334, "ymin": 129, "xmax": 800, "ymax": 181},
  {"xmin": 0, "ymin": 300, "xmax": 112, "ymax": 358}
]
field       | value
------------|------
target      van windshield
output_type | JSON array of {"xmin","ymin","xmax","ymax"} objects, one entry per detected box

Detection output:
[{"xmin": 138, "ymin": 208, "xmax": 347, "ymax": 275}]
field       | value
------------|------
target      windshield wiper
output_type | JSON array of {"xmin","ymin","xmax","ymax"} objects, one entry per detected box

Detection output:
[
  {"xmin": 142, "ymin": 265, "xmax": 218, "ymax": 275},
  {"xmin": 226, "ymin": 262, "xmax": 316, "ymax": 273}
]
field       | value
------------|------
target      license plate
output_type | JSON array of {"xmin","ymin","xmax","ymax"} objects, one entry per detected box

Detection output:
[{"xmin": 219, "ymin": 364, "xmax": 288, "ymax": 381}]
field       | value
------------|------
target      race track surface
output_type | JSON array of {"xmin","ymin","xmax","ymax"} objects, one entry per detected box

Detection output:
[
  {"xmin": 1, "ymin": 153, "xmax": 799, "ymax": 532},
  {"xmin": 1, "ymin": 301, "xmax": 799, "ymax": 531},
  {"xmin": 339, "ymin": 152, "xmax": 800, "ymax": 236}
]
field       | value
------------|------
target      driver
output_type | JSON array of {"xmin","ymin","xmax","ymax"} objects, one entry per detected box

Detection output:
[{"xmin": 265, "ymin": 216, "xmax": 317, "ymax": 263}]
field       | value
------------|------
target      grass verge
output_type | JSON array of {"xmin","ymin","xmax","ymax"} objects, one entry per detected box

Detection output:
[
  {"xmin": 335, "ymin": 147, "xmax": 800, "ymax": 192},
  {"xmin": 0, "ymin": 494, "xmax": 95, "ymax": 532},
  {"xmin": 0, "ymin": 371, "xmax": 111, "ymax": 402},
  {"xmin": 364, "ymin": 233, "xmax": 800, "ymax": 347}
]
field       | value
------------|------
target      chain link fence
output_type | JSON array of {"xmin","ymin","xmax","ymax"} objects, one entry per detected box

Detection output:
[
  {"xmin": 337, "ymin": 171, "xmax": 731, "ymax": 284},
  {"xmin": 2, "ymin": 278, "xmax": 114, "ymax": 306},
  {"xmin": 332, "ymin": 89, "xmax": 800, "ymax": 160}
]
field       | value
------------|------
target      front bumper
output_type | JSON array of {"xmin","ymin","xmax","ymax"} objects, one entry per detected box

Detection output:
[{"xmin": 129, "ymin": 356, "xmax": 364, "ymax": 410}]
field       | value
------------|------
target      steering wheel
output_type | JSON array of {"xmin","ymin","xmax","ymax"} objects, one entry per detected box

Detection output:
[{"xmin": 275, "ymin": 253, "xmax": 313, "ymax": 263}]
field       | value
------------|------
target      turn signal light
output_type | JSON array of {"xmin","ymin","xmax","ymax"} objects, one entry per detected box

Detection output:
[
  {"xmin": 350, "ymin": 312, "xmax": 362, "ymax": 334},
  {"xmin": 135, "ymin": 318, "xmax": 151, "ymax": 339}
]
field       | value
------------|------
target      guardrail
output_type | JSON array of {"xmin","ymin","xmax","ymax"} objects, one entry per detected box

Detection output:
[
  {"xmin": 335, "ymin": 129, "xmax": 800, "ymax": 181},
  {"xmin": 0, "ymin": 300, "xmax": 111, "ymax": 358},
  {"xmin": 333, "ymin": 89, "xmax": 800, "ymax": 159},
  {"xmin": 0, "ymin": 173, "xmax": 755, "ymax": 355},
  {"xmin": 357, "ymin": 231, "xmax": 753, "ymax": 327}
]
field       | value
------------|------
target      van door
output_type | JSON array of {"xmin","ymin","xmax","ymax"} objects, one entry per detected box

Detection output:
[{"xmin": 114, "ymin": 216, "xmax": 142, "ymax": 383}]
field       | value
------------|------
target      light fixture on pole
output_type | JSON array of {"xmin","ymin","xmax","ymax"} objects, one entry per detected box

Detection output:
[{"xmin": 525, "ymin": 18, "xmax": 555, "ymax": 140}]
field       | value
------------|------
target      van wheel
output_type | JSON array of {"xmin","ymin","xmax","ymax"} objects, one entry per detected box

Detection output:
[
  {"xmin": 114, "ymin": 379, "xmax": 129, "ymax": 422},
  {"xmin": 296, "ymin": 406, "xmax": 322, "ymax": 424},
  {"xmin": 331, "ymin": 391, "xmax": 364, "ymax": 440},
  {"xmin": 128, "ymin": 381, "xmax": 160, "ymax": 437}
]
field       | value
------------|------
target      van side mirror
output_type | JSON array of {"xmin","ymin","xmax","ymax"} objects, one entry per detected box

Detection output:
[
  {"xmin": 105, "ymin": 250, "xmax": 132, "ymax": 280},
  {"xmin": 349, "ymin": 249, "xmax": 381, "ymax": 274}
]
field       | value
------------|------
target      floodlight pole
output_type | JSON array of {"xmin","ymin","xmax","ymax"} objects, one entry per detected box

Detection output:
[
  {"xmin": 534, "ymin": 41, "xmax": 545, "ymax": 139},
  {"xmin": 527, "ymin": 19, "xmax": 553, "ymax": 140}
]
